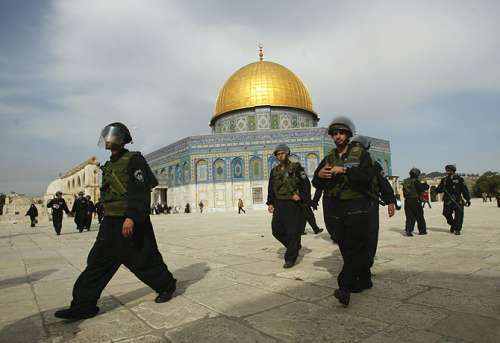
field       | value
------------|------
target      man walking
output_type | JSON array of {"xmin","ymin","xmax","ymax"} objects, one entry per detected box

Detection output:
[
  {"xmin": 47, "ymin": 191, "xmax": 70, "ymax": 235},
  {"xmin": 403, "ymin": 168, "xmax": 429, "ymax": 236},
  {"xmin": 72, "ymin": 192, "xmax": 88, "ymax": 232},
  {"xmin": 267, "ymin": 144, "xmax": 309, "ymax": 269},
  {"xmin": 54, "ymin": 122, "xmax": 176, "ymax": 320},
  {"xmin": 26, "ymin": 203, "xmax": 38, "ymax": 227},
  {"xmin": 436, "ymin": 164, "xmax": 471, "ymax": 235},
  {"xmin": 238, "ymin": 198, "xmax": 246, "ymax": 214}
]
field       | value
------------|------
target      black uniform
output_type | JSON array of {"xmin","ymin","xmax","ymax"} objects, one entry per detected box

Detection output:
[
  {"xmin": 313, "ymin": 146, "xmax": 374, "ymax": 293},
  {"xmin": 267, "ymin": 161, "xmax": 309, "ymax": 265},
  {"xmin": 85, "ymin": 200, "xmax": 95, "ymax": 230},
  {"xmin": 436, "ymin": 175, "xmax": 470, "ymax": 233},
  {"xmin": 72, "ymin": 197, "xmax": 89, "ymax": 232},
  {"xmin": 26, "ymin": 205, "xmax": 39, "ymax": 227},
  {"xmin": 68, "ymin": 149, "xmax": 176, "ymax": 313},
  {"xmin": 367, "ymin": 162, "xmax": 396, "ymax": 268},
  {"xmin": 403, "ymin": 178, "xmax": 429, "ymax": 235},
  {"xmin": 47, "ymin": 197, "xmax": 70, "ymax": 235},
  {"xmin": 95, "ymin": 201, "xmax": 104, "ymax": 224}
]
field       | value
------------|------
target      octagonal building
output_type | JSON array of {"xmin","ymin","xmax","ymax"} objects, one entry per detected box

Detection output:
[{"xmin": 146, "ymin": 56, "xmax": 392, "ymax": 211}]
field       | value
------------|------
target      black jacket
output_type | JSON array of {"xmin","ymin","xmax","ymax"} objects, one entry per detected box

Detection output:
[{"xmin": 267, "ymin": 162, "xmax": 311, "ymax": 206}]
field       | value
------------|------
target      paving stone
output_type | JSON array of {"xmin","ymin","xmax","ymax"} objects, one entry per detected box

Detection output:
[
  {"xmin": 165, "ymin": 316, "xmax": 277, "ymax": 343},
  {"xmin": 429, "ymin": 312, "xmax": 500, "ymax": 343},
  {"xmin": 185, "ymin": 283, "xmax": 294, "ymax": 317},
  {"xmin": 319, "ymin": 295, "xmax": 448, "ymax": 330},
  {"xmin": 246, "ymin": 301, "xmax": 387, "ymax": 342},
  {"xmin": 408, "ymin": 288, "xmax": 500, "ymax": 319},
  {"xmin": 360, "ymin": 324, "xmax": 442, "ymax": 343},
  {"xmin": 131, "ymin": 295, "xmax": 218, "ymax": 329}
]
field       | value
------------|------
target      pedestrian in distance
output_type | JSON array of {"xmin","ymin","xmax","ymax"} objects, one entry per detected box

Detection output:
[
  {"xmin": 403, "ymin": 168, "xmax": 429, "ymax": 236},
  {"xmin": 26, "ymin": 203, "xmax": 38, "ymax": 227},
  {"xmin": 238, "ymin": 198, "xmax": 246, "ymax": 214},
  {"xmin": 47, "ymin": 191, "xmax": 70, "ymax": 235}
]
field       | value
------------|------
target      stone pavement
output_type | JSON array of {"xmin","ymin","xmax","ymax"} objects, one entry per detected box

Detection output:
[{"xmin": 0, "ymin": 199, "xmax": 499, "ymax": 342}]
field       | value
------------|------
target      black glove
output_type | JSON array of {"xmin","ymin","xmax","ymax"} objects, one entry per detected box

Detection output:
[{"xmin": 465, "ymin": 200, "xmax": 471, "ymax": 207}]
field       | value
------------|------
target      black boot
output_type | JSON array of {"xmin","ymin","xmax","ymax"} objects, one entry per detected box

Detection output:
[
  {"xmin": 334, "ymin": 289, "xmax": 350, "ymax": 307},
  {"xmin": 54, "ymin": 306, "xmax": 99, "ymax": 320},
  {"xmin": 155, "ymin": 290, "xmax": 175, "ymax": 303},
  {"xmin": 454, "ymin": 231, "xmax": 461, "ymax": 235},
  {"xmin": 405, "ymin": 231, "xmax": 413, "ymax": 237},
  {"xmin": 283, "ymin": 260, "xmax": 296, "ymax": 269}
]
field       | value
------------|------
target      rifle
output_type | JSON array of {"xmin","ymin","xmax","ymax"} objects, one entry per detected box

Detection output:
[{"xmin": 443, "ymin": 187, "xmax": 464, "ymax": 213}]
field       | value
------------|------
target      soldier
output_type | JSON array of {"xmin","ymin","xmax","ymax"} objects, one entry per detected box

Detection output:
[
  {"xmin": 85, "ymin": 195, "xmax": 95, "ymax": 231},
  {"xmin": 436, "ymin": 165, "xmax": 471, "ymax": 235},
  {"xmin": 402, "ymin": 168, "xmax": 429, "ymax": 236},
  {"xmin": 313, "ymin": 117, "xmax": 374, "ymax": 306},
  {"xmin": 94, "ymin": 198, "xmax": 104, "ymax": 224},
  {"xmin": 72, "ymin": 191, "xmax": 88, "ymax": 232},
  {"xmin": 267, "ymin": 144, "xmax": 309, "ymax": 268},
  {"xmin": 25, "ymin": 203, "xmax": 39, "ymax": 227},
  {"xmin": 47, "ymin": 191, "xmax": 70, "ymax": 235},
  {"xmin": 350, "ymin": 135, "xmax": 396, "ymax": 291},
  {"xmin": 54, "ymin": 122, "xmax": 176, "ymax": 320}
]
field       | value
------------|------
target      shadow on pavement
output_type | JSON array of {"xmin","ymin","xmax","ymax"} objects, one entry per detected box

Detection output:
[
  {"xmin": 0, "ymin": 269, "xmax": 58, "ymax": 291},
  {"xmin": 0, "ymin": 262, "xmax": 210, "ymax": 343}
]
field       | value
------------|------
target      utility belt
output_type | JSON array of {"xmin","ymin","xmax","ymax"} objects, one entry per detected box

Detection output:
[{"xmin": 103, "ymin": 199, "xmax": 128, "ymax": 217}]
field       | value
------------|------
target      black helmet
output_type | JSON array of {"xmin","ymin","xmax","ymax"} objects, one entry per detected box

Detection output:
[
  {"xmin": 78, "ymin": 191, "xmax": 85, "ymax": 196},
  {"xmin": 445, "ymin": 164, "xmax": 456, "ymax": 172},
  {"xmin": 273, "ymin": 144, "xmax": 291, "ymax": 156},
  {"xmin": 98, "ymin": 122, "xmax": 133, "ymax": 148},
  {"xmin": 350, "ymin": 135, "xmax": 371, "ymax": 150},
  {"xmin": 55, "ymin": 191, "xmax": 63, "ymax": 197},
  {"xmin": 328, "ymin": 116, "xmax": 355, "ymax": 137},
  {"xmin": 409, "ymin": 168, "xmax": 421, "ymax": 178}
]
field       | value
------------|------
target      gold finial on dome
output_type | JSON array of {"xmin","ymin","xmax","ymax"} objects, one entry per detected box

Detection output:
[{"xmin": 258, "ymin": 43, "xmax": 264, "ymax": 61}]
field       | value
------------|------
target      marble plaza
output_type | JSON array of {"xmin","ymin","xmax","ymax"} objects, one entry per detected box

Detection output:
[{"xmin": 0, "ymin": 199, "xmax": 499, "ymax": 342}]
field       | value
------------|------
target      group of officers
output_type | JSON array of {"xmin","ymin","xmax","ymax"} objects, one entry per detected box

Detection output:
[
  {"xmin": 52, "ymin": 119, "xmax": 474, "ymax": 321},
  {"xmin": 46, "ymin": 191, "xmax": 104, "ymax": 235}
]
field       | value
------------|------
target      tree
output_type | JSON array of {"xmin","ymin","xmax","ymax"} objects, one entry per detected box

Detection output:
[{"xmin": 474, "ymin": 172, "xmax": 500, "ymax": 196}]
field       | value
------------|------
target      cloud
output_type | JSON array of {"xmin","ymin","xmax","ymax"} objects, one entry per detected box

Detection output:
[{"xmin": 1, "ymin": 0, "xmax": 499, "ymax": 193}]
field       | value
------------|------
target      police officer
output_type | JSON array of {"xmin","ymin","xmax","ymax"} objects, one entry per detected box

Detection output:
[
  {"xmin": 350, "ymin": 135, "xmax": 396, "ymax": 291},
  {"xmin": 313, "ymin": 117, "xmax": 374, "ymax": 306},
  {"xmin": 84, "ymin": 195, "xmax": 95, "ymax": 230},
  {"xmin": 267, "ymin": 144, "xmax": 309, "ymax": 268},
  {"xmin": 72, "ymin": 191, "xmax": 88, "ymax": 232},
  {"xmin": 47, "ymin": 191, "xmax": 70, "ymax": 235},
  {"xmin": 55, "ymin": 122, "xmax": 176, "ymax": 320},
  {"xmin": 436, "ymin": 165, "xmax": 471, "ymax": 235},
  {"xmin": 402, "ymin": 168, "xmax": 429, "ymax": 236},
  {"xmin": 94, "ymin": 198, "xmax": 104, "ymax": 224}
]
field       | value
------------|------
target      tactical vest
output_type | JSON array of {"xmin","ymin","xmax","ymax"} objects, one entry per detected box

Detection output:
[
  {"xmin": 403, "ymin": 178, "xmax": 418, "ymax": 198},
  {"xmin": 324, "ymin": 146, "xmax": 365, "ymax": 200},
  {"xmin": 101, "ymin": 151, "xmax": 137, "ymax": 216},
  {"xmin": 271, "ymin": 162, "xmax": 300, "ymax": 200}
]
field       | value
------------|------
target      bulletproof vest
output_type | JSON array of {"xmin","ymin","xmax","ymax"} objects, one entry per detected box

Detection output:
[
  {"xmin": 443, "ymin": 176, "xmax": 464, "ymax": 202},
  {"xmin": 403, "ymin": 178, "xmax": 418, "ymax": 198},
  {"xmin": 271, "ymin": 162, "xmax": 300, "ymax": 200},
  {"xmin": 324, "ymin": 145, "xmax": 365, "ymax": 200},
  {"xmin": 101, "ymin": 151, "xmax": 137, "ymax": 216}
]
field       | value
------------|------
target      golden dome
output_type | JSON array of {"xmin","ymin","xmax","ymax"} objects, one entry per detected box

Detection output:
[{"xmin": 213, "ymin": 60, "xmax": 315, "ymax": 121}]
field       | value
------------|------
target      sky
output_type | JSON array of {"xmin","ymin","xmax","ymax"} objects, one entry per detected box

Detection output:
[{"xmin": 1, "ymin": 0, "xmax": 499, "ymax": 195}]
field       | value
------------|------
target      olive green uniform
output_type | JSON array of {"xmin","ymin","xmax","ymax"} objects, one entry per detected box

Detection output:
[
  {"xmin": 403, "ymin": 177, "xmax": 429, "ymax": 234},
  {"xmin": 69, "ymin": 149, "xmax": 176, "ymax": 312},
  {"xmin": 267, "ymin": 161, "xmax": 309, "ymax": 264},
  {"xmin": 313, "ymin": 145, "xmax": 374, "ymax": 291}
]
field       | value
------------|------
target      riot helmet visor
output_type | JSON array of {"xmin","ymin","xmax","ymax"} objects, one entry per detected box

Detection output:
[{"xmin": 98, "ymin": 125, "xmax": 127, "ymax": 148}]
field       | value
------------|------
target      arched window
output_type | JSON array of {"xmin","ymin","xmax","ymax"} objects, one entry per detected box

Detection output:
[
  {"xmin": 196, "ymin": 160, "xmax": 208, "ymax": 182},
  {"xmin": 231, "ymin": 158, "xmax": 244, "ymax": 180},
  {"xmin": 169, "ymin": 166, "xmax": 175, "ymax": 187},
  {"xmin": 67, "ymin": 181, "xmax": 70, "ymax": 190},
  {"xmin": 306, "ymin": 153, "xmax": 319, "ymax": 176},
  {"xmin": 213, "ymin": 159, "xmax": 225, "ymax": 181},
  {"xmin": 183, "ymin": 162, "xmax": 190, "ymax": 184},
  {"xmin": 82, "ymin": 173, "xmax": 86, "ymax": 185},
  {"xmin": 250, "ymin": 157, "xmax": 263, "ymax": 180},
  {"xmin": 72, "ymin": 179, "xmax": 75, "ymax": 188},
  {"xmin": 77, "ymin": 176, "xmax": 81, "ymax": 187},
  {"xmin": 175, "ymin": 165, "xmax": 182, "ymax": 184}
]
